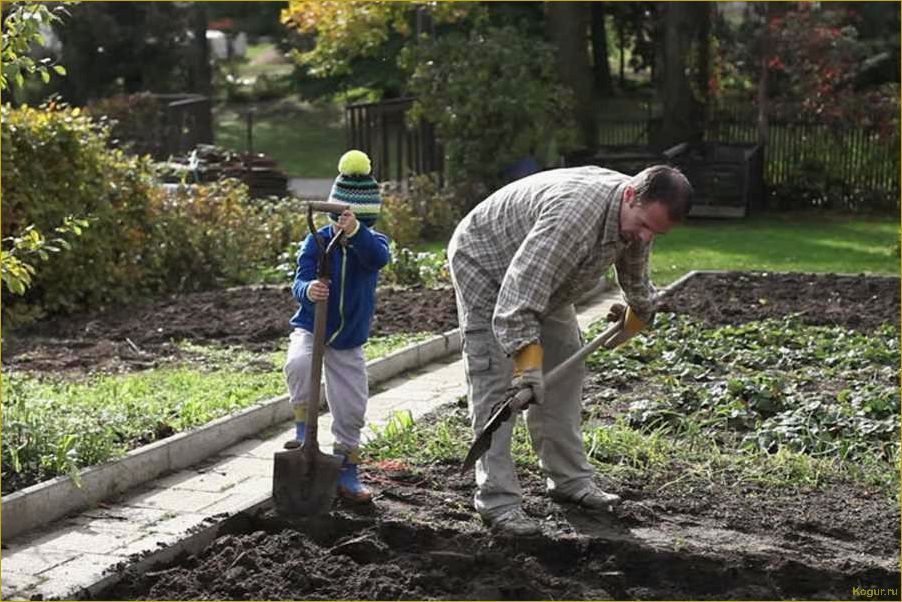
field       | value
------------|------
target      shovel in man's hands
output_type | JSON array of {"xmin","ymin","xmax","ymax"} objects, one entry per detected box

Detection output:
[{"xmin": 460, "ymin": 316, "xmax": 626, "ymax": 474}]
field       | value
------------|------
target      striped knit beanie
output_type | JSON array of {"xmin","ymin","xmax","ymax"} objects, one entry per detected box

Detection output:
[{"xmin": 329, "ymin": 150, "xmax": 382, "ymax": 227}]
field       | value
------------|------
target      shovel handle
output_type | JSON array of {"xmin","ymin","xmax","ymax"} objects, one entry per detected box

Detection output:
[
  {"xmin": 304, "ymin": 293, "xmax": 328, "ymax": 457},
  {"xmin": 306, "ymin": 201, "xmax": 351, "ymax": 214},
  {"xmin": 544, "ymin": 320, "xmax": 621, "ymax": 387}
]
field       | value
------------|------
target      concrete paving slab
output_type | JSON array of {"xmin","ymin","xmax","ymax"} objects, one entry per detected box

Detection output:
[
  {"xmin": 20, "ymin": 524, "xmax": 129, "ymax": 555},
  {"xmin": 29, "ymin": 553, "xmax": 120, "ymax": 599},
  {"xmin": 0, "ymin": 546, "xmax": 77, "ymax": 575},
  {"xmin": 69, "ymin": 505, "xmax": 172, "ymax": 533},
  {"xmin": 126, "ymin": 486, "xmax": 225, "ymax": 513},
  {"xmin": 147, "ymin": 511, "xmax": 209, "ymax": 536}
]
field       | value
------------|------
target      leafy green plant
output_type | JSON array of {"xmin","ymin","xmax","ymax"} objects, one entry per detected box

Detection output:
[
  {"xmin": 379, "ymin": 187, "xmax": 423, "ymax": 248},
  {"xmin": 1, "ymin": 1, "xmax": 70, "ymax": 91},
  {"xmin": 1, "ymin": 216, "xmax": 89, "ymax": 296},
  {"xmin": 381, "ymin": 243, "xmax": 449, "ymax": 288}
]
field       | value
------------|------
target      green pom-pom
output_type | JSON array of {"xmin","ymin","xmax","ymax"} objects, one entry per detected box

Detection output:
[{"xmin": 338, "ymin": 150, "xmax": 371, "ymax": 176}]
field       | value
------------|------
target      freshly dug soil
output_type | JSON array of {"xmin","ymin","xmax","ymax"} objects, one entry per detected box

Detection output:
[
  {"xmin": 103, "ymin": 460, "xmax": 898, "ymax": 601},
  {"xmin": 3, "ymin": 285, "xmax": 460, "ymax": 374},
  {"xmin": 97, "ymin": 271, "xmax": 900, "ymax": 601},
  {"xmin": 659, "ymin": 271, "xmax": 900, "ymax": 331}
]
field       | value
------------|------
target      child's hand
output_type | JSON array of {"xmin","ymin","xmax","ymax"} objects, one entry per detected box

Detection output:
[
  {"xmin": 308, "ymin": 280, "xmax": 329, "ymax": 302},
  {"xmin": 335, "ymin": 210, "xmax": 358, "ymax": 236}
]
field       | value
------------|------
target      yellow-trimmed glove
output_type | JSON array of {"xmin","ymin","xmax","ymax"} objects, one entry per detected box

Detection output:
[
  {"xmin": 511, "ymin": 342, "xmax": 544, "ymax": 408},
  {"xmin": 606, "ymin": 303, "xmax": 648, "ymax": 348}
]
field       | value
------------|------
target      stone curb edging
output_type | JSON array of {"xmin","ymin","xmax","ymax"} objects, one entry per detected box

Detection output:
[{"xmin": 1, "ymin": 328, "xmax": 462, "ymax": 540}]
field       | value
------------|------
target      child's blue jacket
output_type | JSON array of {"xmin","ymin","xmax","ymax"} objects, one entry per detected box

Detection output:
[{"xmin": 289, "ymin": 224, "xmax": 391, "ymax": 349}]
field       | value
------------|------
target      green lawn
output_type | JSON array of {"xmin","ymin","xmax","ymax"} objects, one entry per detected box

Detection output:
[
  {"xmin": 214, "ymin": 97, "xmax": 346, "ymax": 178},
  {"xmin": 413, "ymin": 213, "xmax": 898, "ymax": 284},
  {"xmin": 238, "ymin": 43, "xmax": 295, "ymax": 79},
  {"xmin": 650, "ymin": 213, "xmax": 899, "ymax": 284}
]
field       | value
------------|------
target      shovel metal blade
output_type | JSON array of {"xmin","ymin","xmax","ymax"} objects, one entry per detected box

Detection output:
[{"xmin": 272, "ymin": 446, "xmax": 342, "ymax": 516}]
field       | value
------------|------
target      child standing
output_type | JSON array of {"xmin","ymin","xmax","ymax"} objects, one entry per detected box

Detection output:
[{"xmin": 284, "ymin": 150, "xmax": 391, "ymax": 503}]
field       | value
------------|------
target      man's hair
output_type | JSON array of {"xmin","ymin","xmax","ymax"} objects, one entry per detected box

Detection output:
[{"xmin": 631, "ymin": 165, "xmax": 693, "ymax": 221}]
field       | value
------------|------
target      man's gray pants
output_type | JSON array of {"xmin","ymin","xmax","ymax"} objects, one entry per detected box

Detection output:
[{"xmin": 456, "ymin": 303, "xmax": 594, "ymax": 519}]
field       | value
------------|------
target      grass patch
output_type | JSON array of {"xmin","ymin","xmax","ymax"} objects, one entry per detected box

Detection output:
[
  {"xmin": 214, "ymin": 97, "xmax": 345, "ymax": 178},
  {"xmin": 651, "ymin": 213, "xmax": 899, "ymax": 284},
  {"xmin": 1, "ymin": 332, "xmax": 433, "ymax": 493},
  {"xmin": 237, "ymin": 43, "xmax": 294, "ymax": 79}
]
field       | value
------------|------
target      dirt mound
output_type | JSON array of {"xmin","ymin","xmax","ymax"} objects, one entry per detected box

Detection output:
[
  {"xmin": 3, "ymin": 285, "xmax": 459, "ymax": 374},
  {"xmin": 103, "ymin": 461, "xmax": 899, "ymax": 601},
  {"xmin": 660, "ymin": 271, "xmax": 899, "ymax": 331}
]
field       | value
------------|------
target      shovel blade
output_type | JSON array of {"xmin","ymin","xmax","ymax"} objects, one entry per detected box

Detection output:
[{"xmin": 272, "ymin": 446, "xmax": 342, "ymax": 516}]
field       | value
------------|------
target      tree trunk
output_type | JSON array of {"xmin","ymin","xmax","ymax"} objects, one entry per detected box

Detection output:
[
  {"xmin": 590, "ymin": 3, "xmax": 614, "ymax": 96},
  {"xmin": 756, "ymin": 1, "xmax": 770, "ymax": 149},
  {"xmin": 188, "ymin": 1, "xmax": 214, "ymax": 144},
  {"xmin": 656, "ymin": 1, "xmax": 705, "ymax": 149},
  {"xmin": 546, "ymin": 1, "xmax": 598, "ymax": 155}
]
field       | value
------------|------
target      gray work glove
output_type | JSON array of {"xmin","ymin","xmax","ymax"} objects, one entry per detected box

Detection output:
[{"xmin": 511, "ymin": 367, "xmax": 544, "ymax": 410}]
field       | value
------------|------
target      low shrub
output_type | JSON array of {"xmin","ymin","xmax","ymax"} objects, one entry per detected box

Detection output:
[
  {"xmin": 86, "ymin": 92, "xmax": 165, "ymax": 158},
  {"xmin": 1, "ymin": 102, "xmax": 309, "ymax": 325},
  {"xmin": 381, "ymin": 243, "xmax": 449, "ymax": 288}
]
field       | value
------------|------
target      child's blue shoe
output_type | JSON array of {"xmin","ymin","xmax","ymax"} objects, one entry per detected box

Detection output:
[{"xmin": 335, "ymin": 448, "xmax": 372, "ymax": 503}]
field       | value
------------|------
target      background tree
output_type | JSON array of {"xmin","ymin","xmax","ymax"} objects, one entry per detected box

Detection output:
[
  {"xmin": 280, "ymin": 1, "xmax": 475, "ymax": 99},
  {"xmin": 403, "ymin": 24, "xmax": 577, "ymax": 211},
  {"xmin": 1, "ymin": 1, "xmax": 69, "ymax": 93},
  {"xmin": 655, "ymin": 1, "xmax": 710, "ymax": 148},
  {"xmin": 589, "ymin": 3, "xmax": 614, "ymax": 97},
  {"xmin": 545, "ymin": 1, "xmax": 597, "ymax": 154},
  {"xmin": 55, "ymin": 2, "xmax": 204, "ymax": 104}
]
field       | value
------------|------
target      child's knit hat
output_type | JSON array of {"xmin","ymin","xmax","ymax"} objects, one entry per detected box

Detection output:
[{"xmin": 328, "ymin": 150, "xmax": 382, "ymax": 227}]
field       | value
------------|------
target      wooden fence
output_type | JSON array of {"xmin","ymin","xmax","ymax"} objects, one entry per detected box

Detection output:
[{"xmin": 345, "ymin": 97, "xmax": 443, "ymax": 185}]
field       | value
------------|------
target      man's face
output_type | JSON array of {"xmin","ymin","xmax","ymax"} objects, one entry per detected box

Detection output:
[{"xmin": 619, "ymin": 187, "xmax": 678, "ymax": 244}]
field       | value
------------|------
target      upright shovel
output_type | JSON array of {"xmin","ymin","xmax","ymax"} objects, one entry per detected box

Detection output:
[{"xmin": 273, "ymin": 201, "xmax": 349, "ymax": 516}]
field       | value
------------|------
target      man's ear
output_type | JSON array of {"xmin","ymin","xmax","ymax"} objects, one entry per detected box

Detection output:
[{"xmin": 623, "ymin": 186, "xmax": 636, "ymax": 206}]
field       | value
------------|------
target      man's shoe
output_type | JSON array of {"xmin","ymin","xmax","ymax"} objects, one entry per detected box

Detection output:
[
  {"xmin": 485, "ymin": 507, "xmax": 541, "ymax": 536},
  {"xmin": 551, "ymin": 485, "xmax": 621, "ymax": 511}
]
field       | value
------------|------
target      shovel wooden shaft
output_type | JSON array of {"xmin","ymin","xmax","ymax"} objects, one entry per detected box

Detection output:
[
  {"xmin": 303, "ymin": 285, "xmax": 328, "ymax": 459},
  {"xmin": 546, "ymin": 320, "xmax": 621, "ymax": 385}
]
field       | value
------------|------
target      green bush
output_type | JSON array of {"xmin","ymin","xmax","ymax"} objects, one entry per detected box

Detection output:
[
  {"xmin": 381, "ymin": 243, "xmax": 449, "ymax": 288},
  {"xmin": 379, "ymin": 184, "xmax": 423, "ymax": 248},
  {"xmin": 379, "ymin": 174, "xmax": 460, "ymax": 248},
  {"xmin": 86, "ymin": 93, "xmax": 164, "ymax": 158},
  {"xmin": 402, "ymin": 25, "xmax": 577, "ymax": 212},
  {"xmin": 1, "ymin": 102, "xmax": 309, "ymax": 325},
  {"xmin": 2, "ymin": 103, "xmax": 163, "ymax": 322},
  {"xmin": 407, "ymin": 173, "xmax": 460, "ymax": 240}
]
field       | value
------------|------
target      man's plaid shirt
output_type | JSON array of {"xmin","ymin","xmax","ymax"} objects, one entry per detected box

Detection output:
[{"xmin": 448, "ymin": 166, "xmax": 656, "ymax": 356}]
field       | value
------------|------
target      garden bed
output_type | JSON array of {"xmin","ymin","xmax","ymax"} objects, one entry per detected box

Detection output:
[
  {"xmin": 3, "ymin": 284, "xmax": 460, "ymax": 375},
  {"xmin": 99, "ymin": 271, "xmax": 900, "ymax": 601}
]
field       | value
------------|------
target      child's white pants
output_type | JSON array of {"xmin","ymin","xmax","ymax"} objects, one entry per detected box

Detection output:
[{"xmin": 283, "ymin": 328, "xmax": 368, "ymax": 451}]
